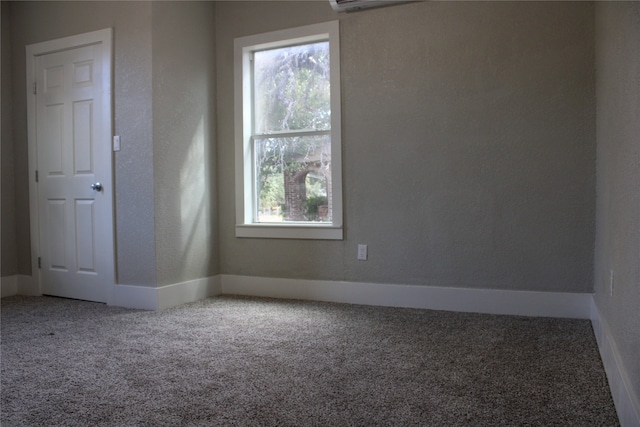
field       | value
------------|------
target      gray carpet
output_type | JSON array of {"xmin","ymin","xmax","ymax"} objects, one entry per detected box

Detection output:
[{"xmin": 1, "ymin": 295, "xmax": 618, "ymax": 426}]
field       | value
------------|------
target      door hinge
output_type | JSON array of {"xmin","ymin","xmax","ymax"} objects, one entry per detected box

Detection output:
[
  {"xmin": 33, "ymin": 82, "xmax": 37, "ymax": 95},
  {"xmin": 35, "ymin": 170, "xmax": 39, "ymax": 183},
  {"xmin": 38, "ymin": 257, "xmax": 41, "ymax": 269}
]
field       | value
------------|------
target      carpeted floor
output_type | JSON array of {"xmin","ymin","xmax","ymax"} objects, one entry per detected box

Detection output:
[{"xmin": 1, "ymin": 295, "xmax": 619, "ymax": 426}]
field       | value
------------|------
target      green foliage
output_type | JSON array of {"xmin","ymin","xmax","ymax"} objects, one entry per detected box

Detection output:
[
  {"xmin": 305, "ymin": 173, "xmax": 327, "ymax": 199},
  {"xmin": 305, "ymin": 195, "xmax": 328, "ymax": 221},
  {"xmin": 258, "ymin": 173, "xmax": 284, "ymax": 213}
]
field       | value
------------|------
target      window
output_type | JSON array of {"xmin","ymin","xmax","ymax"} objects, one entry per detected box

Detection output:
[{"xmin": 234, "ymin": 21, "xmax": 342, "ymax": 240}]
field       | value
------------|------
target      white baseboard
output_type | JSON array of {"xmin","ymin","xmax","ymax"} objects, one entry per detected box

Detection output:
[
  {"xmin": 591, "ymin": 299, "xmax": 640, "ymax": 427},
  {"xmin": 1, "ymin": 275, "xmax": 18, "ymax": 297},
  {"xmin": 110, "ymin": 283, "xmax": 159, "ymax": 310},
  {"xmin": 111, "ymin": 276, "xmax": 221, "ymax": 310},
  {"xmin": 220, "ymin": 275, "xmax": 593, "ymax": 319},
  {"xmin": 3, "ymin": 273, "xmax": 594, "ymax": 320},
  {"xmin": 156, "ymin": 276, "xmax": 222, "ymax": 310},
  {"xmin": 1, "ymin": 275, "xmax": 37, "ymax": 298}
]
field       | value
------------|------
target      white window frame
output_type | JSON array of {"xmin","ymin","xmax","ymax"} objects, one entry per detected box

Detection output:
[{"xmin": 234, "ymin": 21, "xmax": 342, "ymax": 240}]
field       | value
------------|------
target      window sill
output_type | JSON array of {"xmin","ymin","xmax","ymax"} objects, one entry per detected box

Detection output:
[{"xmin": 235, "ymin": 223, "xmax": 343, "ymax": 240}]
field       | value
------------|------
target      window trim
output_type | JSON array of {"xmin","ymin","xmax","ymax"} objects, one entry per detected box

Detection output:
[{"xmin": 234, "ymin": 21, "xmax": 342, "ymax": 240}]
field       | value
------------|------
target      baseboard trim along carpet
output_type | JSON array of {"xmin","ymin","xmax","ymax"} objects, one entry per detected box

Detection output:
[
  {"xmin": 219, "ymin": 275, "xmax": 592, "ymax": 319},
  {"xmin": 2, "ymin": 274, "xmax": 593, "ymax": 319},
  {"xmin": 156, "ymin": 276, "xmax": 222, "ymax": 310},
  {"xmin": 591, "ymin": 299, "xmax": 640, "ymax": 427},
  {"xmin": 0, "ymin": 275, "xmax": 37, "ymax": 298},
  {"xmin": 112, "ymin": 276, "xmax": 222, "ymax": 310}
]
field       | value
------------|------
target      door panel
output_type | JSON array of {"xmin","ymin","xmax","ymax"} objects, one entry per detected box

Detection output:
[
  {"xmin": 74, "ymin": 199, "xmax": 97, "ymax": 274},
  {"xmin": 73, "ymin": 100, "xmax": 94, "ymax": 174},
  {"xmin": 47, "ymin": 199, "xmax": 67, "ymax": 271},
  {"xmin": 43, "ymin": 104, "xmax": 64, "ymax": 175}
]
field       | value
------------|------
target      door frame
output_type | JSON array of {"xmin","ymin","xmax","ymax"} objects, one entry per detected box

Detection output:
[{"xmin": 26, "ymin": 28, "xmax": 115, "ymax": 303}]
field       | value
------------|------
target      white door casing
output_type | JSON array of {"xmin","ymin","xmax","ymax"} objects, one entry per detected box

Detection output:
[{"xmin": 27, "ymin": 29, "xmax": 114, "ymax": 303}]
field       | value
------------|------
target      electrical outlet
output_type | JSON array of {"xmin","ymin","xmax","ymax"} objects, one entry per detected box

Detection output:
[
  {"xmin": 610, "ymin": 269, "xmax": 614, "ymax": 296},
  {"xmin": 357, "ymin": 244, "xmax": 368, "ymax": 261}
]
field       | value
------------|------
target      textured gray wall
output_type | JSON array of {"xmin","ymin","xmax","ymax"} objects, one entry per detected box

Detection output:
[
  {"xmin": 594, "ymin": 1, "xmax": 640, "ymax": 409},
  {"xmin": 216, "ymin": 1, "xmax": 596, "ymax": 293},
  {"xmin": 3, "ymin": 1, "xmax": 599, "ymax": 296},
  {"xmin": 151, "ymin": 2, "xmax": 218, "ymax": 286},
  {"xmin": 1, "ymin": 2, "xmax": 17, "ymax": 277},
  {"xmin": 7, "ymin": 1, "xmax": 157, "ymax": 286}
]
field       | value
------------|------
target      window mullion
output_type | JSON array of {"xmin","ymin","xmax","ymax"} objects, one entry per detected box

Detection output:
[{"xmin": 253, "ymin": 130, "xmax": 331, "ymax": 140}]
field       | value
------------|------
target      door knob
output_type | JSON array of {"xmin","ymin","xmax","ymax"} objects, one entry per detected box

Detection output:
[{"xmin": 90, "ymin": 182, "xmax": 103, "ymax": 192}]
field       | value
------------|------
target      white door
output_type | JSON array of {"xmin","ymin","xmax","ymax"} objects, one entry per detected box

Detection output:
[{"xmin": 27, "ymin": 29, "xmax": 114, "ymax": 303}]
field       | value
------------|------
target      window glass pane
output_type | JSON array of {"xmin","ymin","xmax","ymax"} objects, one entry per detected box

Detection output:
[
  {"xmin": 255, "ymin": 135, "xmax": 332, "ymax": 223},
  {"xmin": 254, "ymin": 41, "xmax": 331, "ymax": 134}
]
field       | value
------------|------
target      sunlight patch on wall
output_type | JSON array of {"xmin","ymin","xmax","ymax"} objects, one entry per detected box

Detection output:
[{"xmin": 179, "ymin": 116, "xmax": 209, "ymax": 273}]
